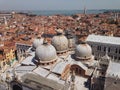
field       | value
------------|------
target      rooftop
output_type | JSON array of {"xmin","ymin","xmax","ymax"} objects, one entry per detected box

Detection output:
[
  {"xmin": 106, "ymin": 61, "xmax": 120, "ymax": 78},
  {"xmin": 87, "ymin": 34, "xmax": 120, "ymax": 45},
  {"xmin": 52, "ymin": 61, "xmax": 70, "ymax": 75},
  {"xmin": 22, "ymin": 73, "xmax": 69, "ymax": 90}
]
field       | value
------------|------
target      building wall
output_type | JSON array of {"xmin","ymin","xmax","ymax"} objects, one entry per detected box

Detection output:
[
  {"xmin": 87, "ymin": 41, "xmax": 120, "ymax": 62},
  {"xmin": 16, "ymin": 43, "xmax": 31, "ymax": 52},
  {"xmin": 0, "ymin": 48, "xmax": 16, "ymax": 72},
  {"xmin": 91, "ymin": 76, "xmax": 105, "ymax": 90},
  {"xmin": 0, "ymin": 14, "xmax": 12, "ymax": 19},
  {"xmin": 70, "ymin": 65, "xmax": 86, "ymax": 76},
  {"xmin": 0, "ymin": 14, "xmax": 12, "ymax": 24},
  {"xmin": 15, "ymin": 43, "xmax": 31, "ymax": 60},
  {"xmin": 6, "ymin": 49, "xmax": 16, "ymax": 65},
  {"xmin": 10, "ymin": 81, "xmax": 53, "ymax": 90},
  {"xmin": 61, "ymin": 64, "xmax": 71, "ymax": 80}
]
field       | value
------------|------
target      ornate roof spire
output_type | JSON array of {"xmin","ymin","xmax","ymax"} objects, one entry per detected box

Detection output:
[
  {"xmin": 105, "ymin": 47, "xmax": 108, "ymax": 56},
  {"xmin": 43, "ymin": 38, "xmax": 48, "ymax": 45},
  {"xmin": 112, "ymin": 56, "xmax": 115, "ymax": 61},
  {"xmin": 102, "ymin": 47, "xmax": 110, "ymax": 60}
]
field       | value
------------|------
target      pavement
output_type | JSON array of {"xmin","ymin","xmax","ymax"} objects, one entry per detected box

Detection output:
[
  {"xmin": 0, "ymin": 82, "xmax": 7, "ymax": 90},
  {"xmin": 75, "ymin": 76, "xmax": 89, "ymax": 90}
]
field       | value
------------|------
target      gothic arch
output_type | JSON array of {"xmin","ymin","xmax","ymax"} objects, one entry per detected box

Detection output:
[
  {"xmin": 11, "ymin": 81, "xmax": 22, "ymax": 90},
  {"xmin": 70, "ymin": 64, "xmax": 86, "ymax": 76}
]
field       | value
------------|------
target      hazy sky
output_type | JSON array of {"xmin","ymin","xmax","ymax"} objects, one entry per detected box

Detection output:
[{"xmin": 0, "ymin": 0, "xmax": 120, "ymax": 10}]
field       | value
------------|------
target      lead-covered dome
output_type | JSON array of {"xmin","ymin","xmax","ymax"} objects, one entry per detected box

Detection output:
[
  {"xmin": 35, "ymin": 43, "xmax": 57, "ymax": 64},
  {"xmin": 32, "ymin": 37, "xmax": 44, "ymax": 50},
  {"xmin": 75, "ymin": 43, "xmax": 92, "ymax": 60},
  {"xmin": 51, "ymin": 29, "xmax": 68, "ymax": 54}
]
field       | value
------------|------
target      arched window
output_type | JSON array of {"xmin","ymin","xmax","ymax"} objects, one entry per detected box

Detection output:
[
  {"xmin": 115, "ymin": 48, "xmax": 118, "ymax": 53},
  {"xmin": 119, "ymin": 49, "xmax": 120, "ymax": 54},
  {"xmin": 104, "ymin": 47, "xmax": 106, "ymax": 51},
  {"xmin": 3, "ymin": 62, "xmax": 6, "ymax": 66},
  {"xmin": 108, "ymin": 47, "xmax": 110, "ymax": 52},
  {"xmin": 13, "ymin": 85, "xmax": 22, "ymax": 90}
]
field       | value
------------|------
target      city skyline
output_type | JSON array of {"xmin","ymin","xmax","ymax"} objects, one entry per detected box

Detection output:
[{"xmin": 0, "ymin": 0, "xmax": 120, "ymax": 10}]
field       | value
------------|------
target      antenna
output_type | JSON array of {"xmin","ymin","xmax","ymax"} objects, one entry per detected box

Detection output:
[
  {"xmin": 84, "ymin": 5, "xmax": 86, "ymax": 15},
  {"xmin": 83, "ymin": 0, "xmax": 87, "ymax": 15}
]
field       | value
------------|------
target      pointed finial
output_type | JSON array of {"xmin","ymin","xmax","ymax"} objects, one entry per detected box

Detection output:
[
  {"xmin": 105, "ymin": 47, "xmax": 108, "ymax": 56},
  {"xmin": 56, "ymin": 28, "xmax": 64, "ymax": 35},
  {"xmin": 98, "ymin": 54, "xmax": 101, "ymax": 59},
  {"xmin": 37, "ymin": 33, "xmax": 41, "ymax": 39},
  {"xmin": 43, "ymin": 38, "xmax": 48, "ymax": 44},
  {"xmin": 112, "ymin": 56, "xmax": 115, "ymax": 61}
]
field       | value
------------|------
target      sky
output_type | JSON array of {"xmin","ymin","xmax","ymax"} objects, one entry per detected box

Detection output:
[{"xmin": 0, "ymin": 0, "xmax": 120, "ymax": 10}]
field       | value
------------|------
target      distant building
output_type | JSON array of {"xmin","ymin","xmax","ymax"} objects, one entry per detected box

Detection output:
[
  {"xmin": 87, "ymin": 34, "xmax": 120, "ymax": 62},
  {"xmin": 0, "ymin": 46, "xmax": 17, "ymax": 72},
  {"xmin": 0, "ymin": 13, "xmax": 13, "ymax": 24},
  {"xmin": 15, "ymin": 43, "xmax": 32, "ymax": 60},
  {"xmin": 0, "ymin": 13, "xmax": 12, "ymax": 19}
]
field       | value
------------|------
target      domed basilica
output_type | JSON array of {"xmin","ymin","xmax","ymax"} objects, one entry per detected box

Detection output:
[{"xmin": 10, "ymin": 29, "xmax": 97, "ymax": 90}]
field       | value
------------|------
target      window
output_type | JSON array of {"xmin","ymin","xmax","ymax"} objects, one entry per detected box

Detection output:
[
  {"xmin": 104, "ymin": 47, "xmax": 106, "ymax": 51},
  {"xmin": 114, "ymin": 82, "xmax": 117, "ymax": 84},
  {"xmin": 3, "ymin": 62, "xmax": 5, "ymax": 66},
  {"xmin": 97, "ymin": 46, "xmax": 99, "ymax": 50},
  {"xmin": 91, "ymin": 45, "xmax": 93, "ymax": 47},
  {"xmin": 115, "ymin": 48, "xmax": 118, "ymax": 53},
  {"xmin": 119, "ymin": 57, "xmax": 120, "ymax": 60},
  {"xmin": 0, "ymin": 50, "xmax": 3, "ymax": 55},
  {"xmin": 108, "ymin": 47, "xmax": 110, "ymax": 52},
  {"xmin": 101, "ymin": 72, "xmax": 104, "ymax": 75},
  {"xmin": 115, "ymin": 56, "xmax": 117, "ymax": 60},
  {"xmin": 99, "ymin": 46, "xmax": 101, "ymax": 51},
  {"xmin": 97, "ymin": 46, "xmax": 101, "ymax": 51}
]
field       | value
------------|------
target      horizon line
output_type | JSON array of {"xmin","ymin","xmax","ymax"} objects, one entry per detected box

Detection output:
[{"xmin": 0, "ymin": 9, "xmax": 120, "ymax": 11}]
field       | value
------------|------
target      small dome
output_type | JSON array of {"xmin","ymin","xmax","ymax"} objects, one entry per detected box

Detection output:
[
  {"xmin": 75, "ymin": 43, "xmax": 92, "ymax": 60},
  {"xmin": 32, "ymin": 38, "xmax": 44, "ymax": 49},
  {"xmin": 35, "ymin": 43, "xmax": 57, "ymax": 63},
  {"xmin": 52, "ymin": 35, "xmax": 68, "ymax": 53}
]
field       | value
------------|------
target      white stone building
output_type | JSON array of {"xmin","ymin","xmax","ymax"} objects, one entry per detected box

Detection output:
[{"xmin": 87, "ymin": 34, "xmax": 120, "ymax": 62}]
